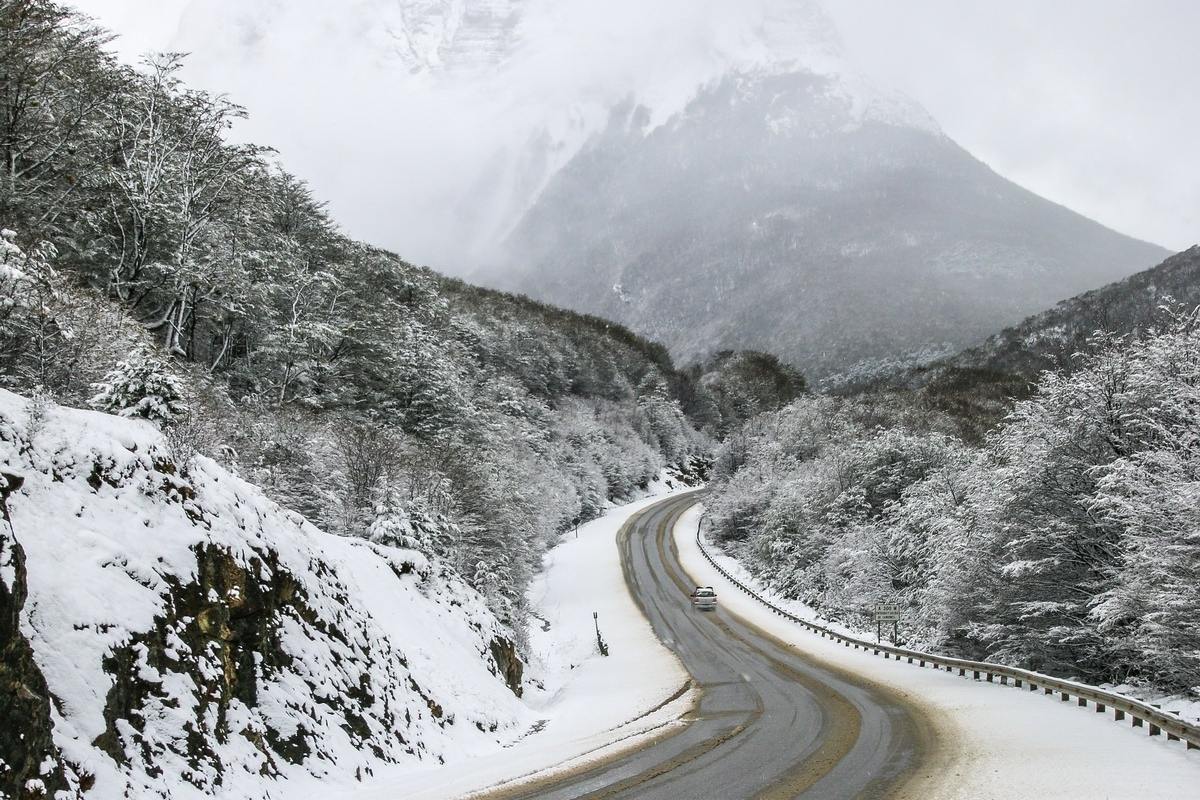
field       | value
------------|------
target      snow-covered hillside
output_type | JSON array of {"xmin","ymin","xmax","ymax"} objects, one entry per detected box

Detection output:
[{"xmin": 0, "ymin": 390, "xmax": 528, "ymax": 799}]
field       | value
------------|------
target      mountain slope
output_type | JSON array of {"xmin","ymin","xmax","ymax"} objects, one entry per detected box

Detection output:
[
  {"xmin": 895, "ymin": 245, "xmax": 1200, "ymax": 436},
  {"xmin": 497, "ymin": 66, "xmax": 1169, "ymax": 378},
  {"xmin": 938, "ymin": 244, "xmax": 1200, "ymax": 379},
  {"xmin": 0, "ymin": 390, "xmax": 527, "ymax": 799}
]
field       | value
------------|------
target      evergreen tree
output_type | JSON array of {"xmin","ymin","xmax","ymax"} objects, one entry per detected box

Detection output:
[
  {"xmin": 366, "ymin": 478, "xmax": 424, "ymax": 551},
  {"xmin": 89, "ymin": 345, "xmax": 188, "ymax": 426}
]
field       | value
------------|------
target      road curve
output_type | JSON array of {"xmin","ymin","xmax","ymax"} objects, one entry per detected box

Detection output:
[{"xmin": 503, "ymin": 493, "xmax": 928, "ymax": 800}]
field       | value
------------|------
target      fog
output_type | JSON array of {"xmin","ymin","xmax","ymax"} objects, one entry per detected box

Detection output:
[{"xmin": 74, "ymin": 0, "xmax": 1199, "ymax": 271}]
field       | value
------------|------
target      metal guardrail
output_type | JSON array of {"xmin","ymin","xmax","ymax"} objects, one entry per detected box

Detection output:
[{"xmin": 693, "ymin": 520, "xmax": 1200, "ymax": 751}]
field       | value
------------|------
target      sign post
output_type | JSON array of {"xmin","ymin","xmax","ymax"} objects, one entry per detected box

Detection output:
[
  {"xmin": 873, "ymin": 603, "xmax": 902, "ymax": 644},
  {"xmin": 593, "ymin": 611, "xmax": 609, "ymax": 656}
]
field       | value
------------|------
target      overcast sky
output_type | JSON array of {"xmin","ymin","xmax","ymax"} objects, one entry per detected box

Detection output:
[{"xmin": 74, "ymin": 0, "xmax": 1197, "ymax": 254}]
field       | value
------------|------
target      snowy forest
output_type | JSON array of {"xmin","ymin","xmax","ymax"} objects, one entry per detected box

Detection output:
[
  {"xmin": 0, "ymin": 0, "xmax": 814, "ymax": 632},
  {"xmin": 706, "ymin": 306, "xmax": 1200, "ymax": 695},
  {"xmin": 2, "ymin": 0, "xmax": 1198, "ymax": 762}
]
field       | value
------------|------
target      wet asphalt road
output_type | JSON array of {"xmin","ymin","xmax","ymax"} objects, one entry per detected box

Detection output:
[{"xmin": 508, "ymin": 493, "xmax": 923, "ymax": 800}]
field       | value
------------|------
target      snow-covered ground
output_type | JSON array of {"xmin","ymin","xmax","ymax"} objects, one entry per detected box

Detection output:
[
  {"xmin": 353, "ymin": 484, "xmax": 698, "ymax": 800},
  {"xmin": 0, "ymin": 388, "xmax": 696, "ymax": 799},
  {"xmin": 673, "ymin": 503, "xmax": 1200, "ymax": 799},
  {"xmin": 0, "ymin": 390, "xmax": 534, "ymax": 799}
]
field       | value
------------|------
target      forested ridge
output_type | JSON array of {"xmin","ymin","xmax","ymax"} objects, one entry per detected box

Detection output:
[
  {"xmin": 0, "ymin": 0, "xmax": 808, "ymax": 632},
  {"xmin": 853, "ymin": 245, "xmax": 1200, "ymax": 438},
  {"xmin": 706, "ymin": 301, "xmax": 1200, "ymax": 697}
]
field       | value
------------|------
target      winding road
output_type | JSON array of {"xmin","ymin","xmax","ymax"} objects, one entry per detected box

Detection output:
[{"xmin": 502, "ymin": 493, "xmax": 928, "ymax": 800}]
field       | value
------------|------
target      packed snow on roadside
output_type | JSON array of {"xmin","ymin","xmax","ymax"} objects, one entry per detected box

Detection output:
[
  {"xmin": 673, "ymin": 504, "xmax": 1200, "ymax": 800},
  {"xmin": 349, "ymin": 480, "xmax": 697, "ymax": 800}
]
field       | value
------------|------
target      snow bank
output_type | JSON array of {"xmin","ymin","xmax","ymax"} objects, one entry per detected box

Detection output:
[
  {"xmin": 0, "ymin": 389, "xmax": 529, "ymax": 799},
  {"xmin": 353, "ymin": 482, "xmax": 697, "ymax": 800},
  {"xmin": 673, "ymin": 504, "xmax": 1200, "ymax": 799}
]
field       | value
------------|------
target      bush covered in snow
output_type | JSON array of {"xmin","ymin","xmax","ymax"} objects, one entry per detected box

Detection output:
[{"xmin": 89, "ymin": 345, "xmax": 189, "ymax": 426}]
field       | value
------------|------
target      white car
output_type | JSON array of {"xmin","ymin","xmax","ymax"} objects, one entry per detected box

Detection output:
[{"xmin": 690, "ymin": 586, "xmax": 717, "ymax": 611}]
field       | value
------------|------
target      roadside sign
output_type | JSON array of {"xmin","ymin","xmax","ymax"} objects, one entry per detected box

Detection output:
[
  {"xmin": 873, "ymin": 603, "xmax": 901, "ymax": 622},
  {"xmin": 873, "ymin": 602, "xmax": 902, "ymax": 644}
]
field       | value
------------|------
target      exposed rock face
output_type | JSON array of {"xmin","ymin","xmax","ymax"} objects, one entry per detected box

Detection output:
[
  {"xmin": 0, "ymin": 473, "xmax": 77, "ymax": 800},
  {"xmin": 388, "ymin": 0, "xmax": 525, "ymax": 74},
  {"xmin": 88, "ymin": 543, "xmax": 412, "ymax": 782},
  {"xmin": 489, "ymin": 636, "xmax": 524, "ymax": 697}
]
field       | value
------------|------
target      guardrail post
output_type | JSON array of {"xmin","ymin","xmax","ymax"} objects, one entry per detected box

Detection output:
[
  {"xmin": 1133, "ymin": 717, "xmax": 1144, "ymax": 728},
  {"xmin": 1077, "ymin": 697, "xmax": 1087, "ymax": 707},
  {"xmin": 1115, "ymin": 709, "xmax": 1125, "ymax": 721},
  {"xmin": 1061, "ymin": 692, "xmax": 1070, "ymax": 702},
  {"xmin": 972, "ymin": 670, "xmax": 980, "ymax": 680},
  {"xmin": 1149, "ymin": 723, "xmax": 1161, "ymax": 737},
  {"xmin": 1000, "ymin": 675, "xmax": 1008, "ymax": 685},
  {"xmin": 1095, "ymin": 703, "xmax": 1105, "ymax": 713},
  {"xmin": 1015, "ymin": 678, "xmax": 1022, "ymax": 688},
  {"xmin": 1167, "ymin": 732, "xmax": 1180, "ymax": 742},
  {"xmin": 1044, "ymin": 687, "xmax": 1053, "ymax": 695}
]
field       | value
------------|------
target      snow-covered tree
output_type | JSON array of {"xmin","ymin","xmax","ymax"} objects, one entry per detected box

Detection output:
[
  {"xmin": 1087, "ymin": 311, "xmax": 1200, "ymax": 691},
  {"xmin": 366, "ymin": 478, "xmax": 424, "ymax": 551},
  {"xmin": 89, "ymin": 345, "xmax": 188, "ymax": 426}
]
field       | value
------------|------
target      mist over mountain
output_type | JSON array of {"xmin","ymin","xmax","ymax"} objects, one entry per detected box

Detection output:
[
  {"xmin": 887, "ymin": 245, "xmax": 1200, "ymax": 437},
  {"xmin": 153, "ymin": 0, "xmax": 1170, "ymax": 380},
  {"xmin": 493, "ymin": 59, "xmax": 1168, "ymax": 379},
  {"xmin": 159, "ymin": 0, "xmax": 853, "ymax": 270},
  {"xmin": 944, "ymin": 245, "xmax": 1200, "ymax": 378}
]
